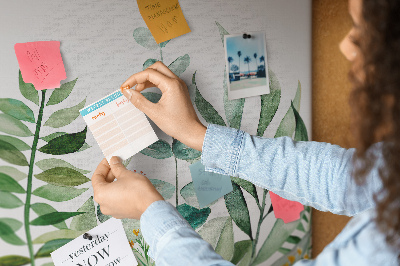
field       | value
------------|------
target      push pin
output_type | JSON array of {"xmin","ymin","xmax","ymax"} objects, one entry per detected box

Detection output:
[
  {"xmin": 242, "ymin": 33, "xmax": 251, "ymax": 39},
  {"xmin": 83, "ymin": 233, "xmax": 94, "ymax": 240}
]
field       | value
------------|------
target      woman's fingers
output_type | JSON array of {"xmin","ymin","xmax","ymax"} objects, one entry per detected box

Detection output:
[
  {"xmin": 91, "ymin": 159, "xmax": 110, "ymax": 189},
  {"xmin": 120, "ymin": 68, "xmax": 174, "ymax": 94},
  {"xmin": 147, "ymin": 61, "xmax": 178, "ymax": 79}
]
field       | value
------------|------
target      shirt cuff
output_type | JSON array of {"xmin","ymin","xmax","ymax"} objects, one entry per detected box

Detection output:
[
  {"xmin": 140, "ymin": 200, "xmax": 191, "ymax": 260},
  {"xmin": 201, "ymin": 124, "xmax": 245, "ymax": 176}
]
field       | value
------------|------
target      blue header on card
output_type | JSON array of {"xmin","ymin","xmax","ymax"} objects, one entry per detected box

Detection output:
[{"xmin": 80, "ymin": 91, "xmax": 123, "ymax": 116}]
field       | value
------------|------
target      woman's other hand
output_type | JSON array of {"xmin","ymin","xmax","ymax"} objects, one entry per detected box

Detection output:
[
  {"xmin": 120, "ymin": 61, "xmax": 206, "ymax": 151},
  {"xmin": 91, "ymin": 157, "xmax": 164, "ymax": 220}
]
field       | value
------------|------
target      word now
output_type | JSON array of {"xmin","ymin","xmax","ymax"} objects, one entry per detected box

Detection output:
[{"xmin": 76, "ymin": 245, "xmax": 113, "ymax": 266}]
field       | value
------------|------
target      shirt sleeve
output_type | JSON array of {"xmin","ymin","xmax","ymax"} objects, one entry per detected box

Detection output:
[
  {"xmin": 140, "ymin": 200, "xmax": 234, "ymax": 266},
  {"xmin": 201, "ymin": 124, "xmax": 383, "ymax": 216}
]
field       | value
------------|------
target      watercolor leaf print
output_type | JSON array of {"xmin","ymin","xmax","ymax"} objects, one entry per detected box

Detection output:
[
  {"xmin": 176, "ymin": 203, "xmax": 211, "ymax": 230},
  {"xmin": 143, "ymin": 58, "xmax": 158, "ymax": 70},
  {"xmin": 0, "ymin": 221, "xmax": 26, "ymax": 245},
  {"xmin": 0, "ymin": 114, "xmax": 33, "ymax": 137},
  {"xmin": 0, "ymin": 172, "xmax": 25, "ymax": 193},
  {"xmin": 0, "ymin": 135, "xmax": 30, "ymax": 151},
  {"xmin": 231, "ymin": 240, "xmax": 253, "ymax": 265},
  {"xmin": 140, "ymin": 139, "xmax": 173, "ymax": 159},
  {"xmin": 30, "ymin": 203, "xmax": 68, "ymax": 230},
  {"xmin": 19, "ymin": 70, "xmax": 39, "ymax": 105},
  {"xmin": 70, "ymin": 196, "xmax": 97, "ymax": 231},
  {"xmin": 133, "ymin": 27, "xmax": 160, "ymax": 50},
  {"xmin": 43, "ymin": 99, "xmax": 86, "ymax": 128},
  {"xmin": 32, "ymin": 184, "xmax": 88, "ymax": 202},
  {"xmin": 168, "ymin": 54, "xmax": 190, "ymax": 77},
  {"xmin": 38, "ymin": 127, "xmax": 87, "ymax": 155},
  {"xmin": 46, "ymin": 78, "xmax": 78, "ymax": 106},
  {"xmin": 149, "ymin": 179, "xmax": 175, "ymax": 200},
  {"xmin": 172, "ymin": 138, "xmax": 201, "ymax": 161},
  {"xmin": 292, "ymin": 101, "xmax": 309, "ymax": 141},
  {"xmin": 0, "ymin": 140, "xmax": 29, "ymax": 166},
  {"xmin": 0, "ymin": 98, "xmax": 35, "ymax": 123}
]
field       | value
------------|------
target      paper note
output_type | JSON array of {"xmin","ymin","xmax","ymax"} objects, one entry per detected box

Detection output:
[
  {"xmin": 270, "ymin": 192, "xmax": 304, "ymax": 223},
  {"xmin": 137, "ymin": 0, "xmax": 191, "ymax": 44},
  {"xmin": 51, "ymin": 218, "xmax": 137, "ymax": 266},
  {"xmin": 80, "ymin": 90, "xmax": 158, "ymax": 162},
  {"xmin": 189, "ymin": 161, "xmax": 233, "ymax": 208},
  {"xmin": 14, "ymin": 41, "xmax": 66, "ymax": 90}
]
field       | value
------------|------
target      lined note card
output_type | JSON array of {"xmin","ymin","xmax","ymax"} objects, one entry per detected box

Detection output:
[{"xmin": 80, "ymin": 90, "xmax": 158, "ymax": 161}]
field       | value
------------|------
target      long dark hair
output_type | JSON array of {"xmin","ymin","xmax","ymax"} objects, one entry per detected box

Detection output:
[{"xmin": 350, "ymin": 0, "xmax": 400, "ymax": 253}]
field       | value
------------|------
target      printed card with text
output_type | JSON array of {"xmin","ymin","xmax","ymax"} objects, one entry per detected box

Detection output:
[
  {"xmin": 80, "ymin": 90, "xmax": 158, "ymax": 161},
  {"xmin": 189, "ymin": 161, "xmax": 233, "ymax": 208},
  {"xmin": 51, "ymin": 218, "xmax": 137, "ymax": 266}
]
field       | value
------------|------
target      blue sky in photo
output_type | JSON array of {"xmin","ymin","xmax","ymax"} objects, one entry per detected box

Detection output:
[{"xmin": 226, "ymin": 32, "xmax": 267, "ymax": 73}]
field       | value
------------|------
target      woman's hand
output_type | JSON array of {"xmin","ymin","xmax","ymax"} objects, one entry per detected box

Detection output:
[
  {"xmin": 120, "ymin": 61, "xmax": 206, "ymax": 151},
  {"xmin": 91, "ymin": 157, "xmax": 164, "ymax": 220}
]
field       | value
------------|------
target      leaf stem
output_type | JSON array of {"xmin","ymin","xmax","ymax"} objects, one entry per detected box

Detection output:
[
  {"xmin": 24, "ymin": 89, "xmax": 46, "ymax": 266},
  {"xmin": 159, "ymin": 46, "xmax": 164, "ymax": 63},
  {"xmin": 251, "ymin": 189, "xmax": 267, "ymax": 262},
  {"xmin": 175, "ymin": 156, "xmax": 178, "ymax": 206}
]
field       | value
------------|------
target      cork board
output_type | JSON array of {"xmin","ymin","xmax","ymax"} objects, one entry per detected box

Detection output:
[{"xmin": 312, "ymin": 0, "xmax": 353, "ymax": 257}]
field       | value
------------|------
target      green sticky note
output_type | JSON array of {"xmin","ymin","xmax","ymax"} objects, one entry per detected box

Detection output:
[{"xmin": 189, "ymin": 161, "xmax": 233, "ymax": 208}]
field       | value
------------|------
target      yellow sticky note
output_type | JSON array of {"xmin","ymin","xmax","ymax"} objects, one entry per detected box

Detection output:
[{"xmin": 137, "ymin": 0, "xmax": 191, "ymax": 44}]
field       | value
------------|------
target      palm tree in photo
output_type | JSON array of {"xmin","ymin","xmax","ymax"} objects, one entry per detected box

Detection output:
[
  {"xmin": 237, "ymin": 51, "xmax": 242, "ymax": 77},
  {"xmin": 260, "ymin": 55, "xmax": 265, "ymax": 70},
  {"xmin": 244, "ymin": 56, "xmax": 251, "ymax": 78},
  {"xmin": 253, "ymin": 53, "xmax": 258, "ymax": 75},
  {"xmin": 228, "ymin": 56, "xmax": 233, "ymax": 73}
]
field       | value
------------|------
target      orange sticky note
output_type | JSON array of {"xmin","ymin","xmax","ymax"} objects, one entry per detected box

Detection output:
[
  {"xmin": 14, "ymin": 41, "xmax": 66, "ymax": 90},
  {"xmin": 270, "ymin": 192, "xmax": 304, "ymax": 223},
  {"xmin": 137, "ymin": 0, "xmax": 191, "ymax": 44}
]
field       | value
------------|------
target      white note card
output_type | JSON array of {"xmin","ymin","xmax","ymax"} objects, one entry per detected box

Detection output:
[
  {"xmin": 51, "ymin": 218, "xmax": 137, "ymax": 266},
  {"xmin": 80, "ymin": 90, "xmax": 158, "ymax": 161}
]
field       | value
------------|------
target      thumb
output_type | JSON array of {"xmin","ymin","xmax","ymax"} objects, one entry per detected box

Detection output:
[
  {"xmin": 109, "ymin": 156, "xmax": 129, "ymax": 178},
  {"xmin": 122, "ymin": 89, "xmax": 155, "ymax": 115}
]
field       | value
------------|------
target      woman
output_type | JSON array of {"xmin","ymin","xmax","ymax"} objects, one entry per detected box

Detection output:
[{"xmin": 91, "ymin": 0, "xmax": 400, "ymax": 264}]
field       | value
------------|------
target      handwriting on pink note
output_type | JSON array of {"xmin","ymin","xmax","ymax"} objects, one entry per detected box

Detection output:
[
  {"xmin": 14, "ymin": 41, "xmax": 66, "ymax": 90},
  {"xmin": 270, "ymin": 191, "xmax": 304, "ymax": 223}
]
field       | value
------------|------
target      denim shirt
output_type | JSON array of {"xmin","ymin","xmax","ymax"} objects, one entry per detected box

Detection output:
[{"xmin": 140, "ymin": 124, "xmax": 399, "ymax": 265}]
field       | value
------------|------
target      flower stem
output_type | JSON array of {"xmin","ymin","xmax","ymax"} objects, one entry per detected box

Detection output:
[
  {"xmin": 175, "ymin": 156, "xmax": 178, "ymax": 206},
  {"xmin": 251, "ymin": 189, "xmax": 267, "ymax": 262},
  {"xmin": 160, "ymin": 46, "xmax": 163, "ymax": 63},
  {"xmin": 24, "ymin": 90, "xmax": 46, "ymax": 266}
]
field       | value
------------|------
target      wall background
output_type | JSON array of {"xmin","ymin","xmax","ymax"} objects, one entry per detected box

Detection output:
[{"xmin": 312, "ymin": 0, "xmax": 353, "ymax": 257}]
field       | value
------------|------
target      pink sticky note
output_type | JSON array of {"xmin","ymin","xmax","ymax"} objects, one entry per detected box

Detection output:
[
  {"xmin": 270, "ymin": 191, "xmax": 304, "ymax": 223},
  {"xmin": 14, "ymin": 41, "xmax": 66, "ymax": 90}
]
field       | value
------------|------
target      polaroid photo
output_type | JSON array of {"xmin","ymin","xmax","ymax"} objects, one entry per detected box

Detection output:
[{"xmin": 224, "ymin": 32, "xmax": 270, "ymax": 100}]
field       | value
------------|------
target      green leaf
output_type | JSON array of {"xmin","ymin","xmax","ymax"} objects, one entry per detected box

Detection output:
[
  {"xmin": 0, "ymin": 218, "xmax": 23, "ymax": 232},
  {"xmin": 0, "ymin": 135, "xmax": 30, "ymax": 151},
  {"xmin": 193, "ymin": 72, "xmax": 226, "ymax": 127},
  {"xmin": 47, "ymin": 78, "xmax": 78, "ymax": 106},
  {"xmin": 33, "ymin": 184, "xmax": 88, "ymax": 202},
  {"xmin": 230, "ymin": 176, "xmax": 258, "ymax": 203},
  {"xmin": 0, "ymin": 140, "xmax": 29, "ymax": 166},
  {"xmin": 142, "ymin": 92, "xmax": 162, "ymax": 103},
  {"xmin": 34, "ymin": 167, "xmax": 90, "ymax": 187},
  {"xmin": 252, "ymin": 218, "xmax": 301, "ymax": 265},
  {"xmin": 172, "ymin": 138, "xmax": 201, "ymax": 161},
  {"xmin": 121, "ymin": 218, "xmax": 141, "ymax": 241},
  {"xmin": 274, "ymin": 81, "xmax": 301, "ymax": 138},
  {"xmin": 0, "ymin": 114, "xmax": 33, "ymax": 137},
  {"xmin": 230, "ymin": 240, "xmax": 252, "ymax": 265},
  {"xmin": 168, "ymin": 54, "xmax": 190, "ymax": 77},
  {"xmin": 0, "ymin": 172, "xmax": 25, "ymax": 193},
  {"xmin": 297, "ymin": 222, "xmax": 306, "ymax": 232},
  {"xmin": 35, "ymin": 239, "xmax": 73, "ymax": 258},
  {"xmin": 223, "ymin": 69, "xmax": 245, "ymax": 129},
  {"xmin": 224, "ymin": 182, "xmax": 252, "ymax": 238},
  {"xmin": 36, "ymin": 158, "xmax": 90, "ymax": 174},
  {"xmin": 0, "ymin": 221, "xmax": 25, "ymax": 245},
  {"xmin": 133, "ymin": 27, "xmax": 159, "ymax": 50},
  {"xmin": 159, "ymin": 40, "xmax": 170, "ymax": 48},
  {"xmin": 97, "ymin": 205, "xmax": 112, "ymax": 223},
  {"xmin": 0, "ymin": 191, "xmax": 23, "ymax": 209},
  {"xmin": 0, "ymin": 98, "xmax": 35, "ymax": 123},
  {"xmin": 30, "ymin": 212, "xmax": 84, "ymax": 226},
  {"xmin": 77, "ymin": 142, "xmax": 91, "ymax": 152},
  {"xmin": 38, "ymin": 127, "xmax": 87, "ymax": 155},
  {"xmin": 149, "ymin": 179, "xmax": 175, "ymax": 200},
  {"xmin": 257, "ymin": 69, "xmax": 282, "ymax": 137},
  {"xmin": 42, "ymin": 263, "xmax": 55, "ymax": 266},
  {"xmin": 19, "ymin": 70, "xmax": 39, "ymax": 105},
  {"xmin": 33, "ymin": 229, "xmax": 85, "ymax": 244},
  {"xmin": 278, "ymin": 247, "xmax": 291, "ymax": 255},
  {"xmin": 40, "ymin": 132, "xmax": 67, "ymax": 142},
  {"xmin": 140, "ymin": 139, "xmax": 172, "ymax": 159},
  {"xmin": 176, "ymin": 203, "xmax": 211, "ymax": 230},
  {"xmin": 70, "ymin": 196, "xmax": 97, "ymax": 231},
  {"xmin": 215, "ymin": 217, "xmax": 234, "ymax": 261},
  {"xmin": 292, "ymin": 101, "xmax": 309, "ymax": 141},
  {"xmin": 286, "ymin": 235, "xmax": 302, "ymax": 244},
  {"xmin": 44, "ymin": 99, "xmax": 86, "ymax": 128},
  {"xmin": 143, "ymin": 59, "xmax": 158, "ymax": 70},
  {"xmin": 180, "ymin": 182, "xmax": 200, "ymax": 208},
  {"xmin": 0, "ymin": 255, "xmax": 30, "ymax": 266},
  {"xmin": 31, "ymin": 203, "xmax": 67, "ymax": 230},
  {"xmin": 215, "ymin": 21, "xmax": 230, "ymax": 46},
  {"xmin": 0, "ymin": 166, "xmax": 27, "ymax": 181}
]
